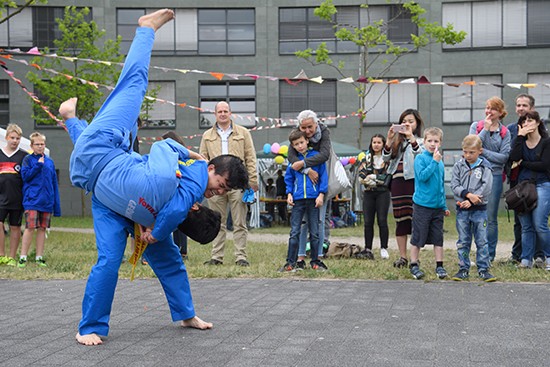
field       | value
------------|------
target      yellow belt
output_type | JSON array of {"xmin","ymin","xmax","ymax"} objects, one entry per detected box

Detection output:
[{"xmin": 128, "ymin": 223, "xmax": 149, "ymax": 281}]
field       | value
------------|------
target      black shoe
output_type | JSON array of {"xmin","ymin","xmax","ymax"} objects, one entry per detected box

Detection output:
[
  {"xmin": 355, "ymin": 249, "xmax": 374, "ymax": 260},
  {"xmin": 311, "ymin": 260, "xmax": 328, "ymax": 271},
  {"xmin": 393, "ymin": 257, "xmax": 408, "ymax": 268},
  {"xmin": 295, "ymin": 260, "xmax": 306, "ymax": 270},
  {"xmin": 452, "ymin": 269, "xmax": 469, "ymax": 281},
  {"xmin": 204, "ymin": 259, "xmax": 223, "ymax": 265},
  {"xmin": 435, "ymin": 266, "xmax": 448, "ymax": 279},
  {"xmin": 479, "ymin": 270, "xmax": 497, "ymax": 282},
  {"xmin": 235, "ymin": 259, "xmax": 250, "ymax": 267},
  {"xmin": 278, "ymin": 262, "xmax": 296, "ymax": 272}
]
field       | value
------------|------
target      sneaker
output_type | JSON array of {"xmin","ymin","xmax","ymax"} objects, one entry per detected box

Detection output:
[
  {"xmin": 380, "ymin": 248, "xmax": 389, "ymax": 259},
  {"xmin": 435, "ymin": 266, "xmax": 448, "ymax": 279},
  {"xmin": 17, "ymin": 258, "xmax": 27, "ymax": 268},
  {"xmin": 479, "ymin": 270, "xmax": 497, "ymax": 282},
  {"xmin": 36, "ymin": 258, "xmax": 47, "ymax": 267},
  {"xmin": 311, "ymin": 260, "xmax": 328, "ymax": 271},
  {"xmin": 204, "ymin": 259, "xmax": 223, "ymax": 266},
  {"xmin": 295, "ymin": 260, "xmax": 306, "ymax": 271},
  {"xmin": 278, "ymin": 263, "xmax": 296, "ymax": 272},
  {"xmin": 534, "ymin": 257, "xmax": 545, "ymax": 269},
  {"xmin": 452, "ymin": 269, "xmax": 469, "ymax": 281},
  {"xmin": 6, "ymin": 257, "xmax": 16, "ymax": 266},
  {"xmin": 393, "ymin": 257, "xmax": 408, "ymax": 268},
  {"xmin": 410, "ymin": 264, "xmax": 424, "ymax": 280},
  {"xmin": 518, "ymin": 259, "xmax": 532, "ymax": 269},
  {"xmin": 355, "ymin": 249, "xmax": 374, "ymax": 260}
]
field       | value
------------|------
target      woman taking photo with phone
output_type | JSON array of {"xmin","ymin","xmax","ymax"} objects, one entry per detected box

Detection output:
[{"xmin": 383, "ymin": 109, "xmax": 424, "ymax": 268}]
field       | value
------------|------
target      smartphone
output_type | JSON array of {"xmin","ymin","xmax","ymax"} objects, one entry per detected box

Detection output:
[{"xmin": 391, "ymin": 124, "xmax": 406, "ymax": 133}]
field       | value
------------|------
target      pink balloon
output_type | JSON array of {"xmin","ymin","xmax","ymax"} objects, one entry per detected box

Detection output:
[{"xmin": 270, "ymin": 142, "xmax": 280, "ymax": 154}]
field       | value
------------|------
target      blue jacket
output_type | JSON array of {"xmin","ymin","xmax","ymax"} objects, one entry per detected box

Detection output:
[
  {"xmin": 21, "ymin": 153, "xmax": 61, "ymax": 216},
  {"xmin": 285, "ymin": 149, "xmax": 328, "ymax": 200},
  {"xmin": 413, "ymin": 150, "xmax": 447, "ymax": 210},
  {"xmin": 66, "ymin": 117, "xmax": 208, "ymax": 241}
]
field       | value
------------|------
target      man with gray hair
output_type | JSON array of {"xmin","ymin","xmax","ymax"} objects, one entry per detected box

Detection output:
[{"xmin": 287, "ymin": 110, "xmax": 333, "ymax": 269}]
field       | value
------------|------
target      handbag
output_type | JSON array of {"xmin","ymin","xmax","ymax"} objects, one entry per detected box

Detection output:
[
  {"xmin": 504, "ymin": 180, "xmax": 537, "ymax": 213},
  {"xmin": 376, "ymin": 173, "xmax": 392, "ymax": 189},
  {"xmin": 327, "ymin": 147, "xmax": 351, "ymax": 199}
]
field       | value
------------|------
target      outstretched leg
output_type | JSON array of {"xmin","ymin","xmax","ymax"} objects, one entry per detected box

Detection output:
[{"xmin": 69, "ymin": 9, "xmax": 174, "ymax": 192}]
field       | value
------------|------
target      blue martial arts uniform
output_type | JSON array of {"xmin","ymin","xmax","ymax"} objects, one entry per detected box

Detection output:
[{"xmin": 67, "ymin": 27, "xmax": 205, "ymax": 337}]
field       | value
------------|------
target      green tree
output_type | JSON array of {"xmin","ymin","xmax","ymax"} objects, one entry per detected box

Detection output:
[
  {"xmin": 296, "ymin": 0, "xmax": 466, "ymax": 147},
  {"xmin": 26, "ymin": 6, "xmax": 123, "ymax": 124},
  {"xmin": 0, "ymin": 0, "xmax": 47, "ymax": 25}
]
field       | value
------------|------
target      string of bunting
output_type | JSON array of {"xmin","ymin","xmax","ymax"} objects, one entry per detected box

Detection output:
[{"xmin": 2, "ymin": 46, "xmax": 549, "ymax": 89}]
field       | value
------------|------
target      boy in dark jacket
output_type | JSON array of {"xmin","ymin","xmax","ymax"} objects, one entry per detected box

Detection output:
[
  {"xmin": 18, "ymin": 132, "xmax": 60, "ymax": 268},
  {"xmin": 279, "ymin": 130, "xmax": 328, "ymax": 272}
]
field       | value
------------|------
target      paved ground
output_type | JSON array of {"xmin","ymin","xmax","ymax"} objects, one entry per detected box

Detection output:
[{"xmin": 1, "ymin": 277, "xmax": 549, "ymax": 366}]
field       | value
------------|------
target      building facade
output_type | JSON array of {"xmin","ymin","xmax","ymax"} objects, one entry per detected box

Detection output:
[{"xmin": 1, "ymin": 0, "xmax": 549, "ymax": 215}]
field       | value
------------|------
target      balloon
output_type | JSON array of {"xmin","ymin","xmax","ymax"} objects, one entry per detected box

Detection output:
[
  {"xmin": 349, "ymin": 157, "xmax": 357, "ymax": 165},
  {"xmin": 279, "ymin": 145, "xmax": 288, "ymax": 157},
  {"xmin": 263, "ymin": 143, "xmax": 271, "ymax": 155},
  {"xmin": 340, "ymin": 158, "xmax": 349, "ymax": 166},
  {"xmin": 357, "ymin": 152, "xmax": 366, "ymax": 161},
  {"xmin": 274, "ymin": 155, "xmax": 285, "ymax": 164},
  {"xmin": 271, "ymin": 142, "xmax": 280, "ymax": 154}
]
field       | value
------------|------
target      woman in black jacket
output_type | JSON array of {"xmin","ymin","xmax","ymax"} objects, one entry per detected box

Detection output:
[{"xmin": 508, "ymin": 111, "xmax": 550, "ymax": 269}]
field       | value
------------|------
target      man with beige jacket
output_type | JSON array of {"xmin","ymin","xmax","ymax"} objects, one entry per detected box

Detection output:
[{"xmin": 200, "ymin": 101, "xmax": 258, "ymax": 266}]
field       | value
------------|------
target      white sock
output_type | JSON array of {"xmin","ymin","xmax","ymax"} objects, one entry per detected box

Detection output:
[
  {"xmin": 20, "ymin": 255, "xmax": 27, "ymax": 261},
  {"xmin": 35, "ymin": 256, "xmax": 42, "ymax": 261}
]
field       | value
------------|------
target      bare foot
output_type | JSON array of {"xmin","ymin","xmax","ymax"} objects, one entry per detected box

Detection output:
[
  {"xmin": 59, "ymin": 97, "xmax": 77, "ymax": 121},
  {"xmin": 181, "ymin": 316, "xmax": 213, "ymax": 330},
  {"xmin": 138, "ymin": 9, "xmax": 175, "ymax": 32},
  {"xmin": 76, "ymin": 332, "xmax": 103, "ymax": 346}
]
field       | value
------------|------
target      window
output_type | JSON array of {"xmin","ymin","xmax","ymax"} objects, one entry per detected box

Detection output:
[
  {"xmin": 0, "ymin": 81, "xmax": 9, "ymax": 128},
  {"xmin": 1, "ymin": 7, "xmax": 90, "ymax": 49},
  {"xmin": 279, "ymin": 5, "xmax": 416, "ymax": 55},
  {"xmin": 117, "ymin": 8, "xmax": 254, "ymax": 55},
  {"xmin": 199, "ymin": 82, "xmax": 256, "ymax": 129},
  {"xmin": 142, "ymin": 81, "xmax": 176, "ymax": 128},
  {"xmin": 279, "ymin": 80, "xmax": 337, "ymax": 127},
  {"xmin": 442, "ymin": 75, "xmax": 502, "ymax": 124},
  {"xmin": 443, "ymin": 0, "xmax": 550, "ymax": 49},
  {"xmin": 528, "ymin": 74, "xmax": 550, "ymax": 120},
  {"xmin": 363, "ymin": 82, "xmax": 418, "ymax": 124},
  {"xmin": 198, "ymin": 9, "xmax": 255, "ymax": 55}
]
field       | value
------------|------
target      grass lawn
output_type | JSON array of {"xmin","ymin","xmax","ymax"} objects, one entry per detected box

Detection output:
[{"xmin": 1, "ymin": 211, "xmax": 547, "ymax": 283}]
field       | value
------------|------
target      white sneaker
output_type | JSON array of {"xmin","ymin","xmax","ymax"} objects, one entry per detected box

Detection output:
[{"xmin": 380, "ymin": 248, "xmax": 389, "ymax": 259}]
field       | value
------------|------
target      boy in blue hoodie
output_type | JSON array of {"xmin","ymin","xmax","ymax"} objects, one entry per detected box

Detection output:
[
  {"xmin": 279, "ymin": 130, "xmax": 328, "ymax": 272},
  {"xmin": 450, "ymin": 134, "xmax": 496, "ymax": 282},
  {"xmin": 18, "ymin": 132, "xmax": 60, "ymax": 268},
  {"xmin": 410, "ymin": 127, "xmax": 450, "ymax": 280}
]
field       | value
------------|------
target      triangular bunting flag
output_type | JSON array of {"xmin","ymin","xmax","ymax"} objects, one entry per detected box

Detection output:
[
  {"xmin": 309, "ymin": 76, "xmax": 324, "ymax": 84},
  {"xmin": 210, "ymin": 72, "xmax": 224, "ymax": 80},
  {"xmin": 417, "ymin": 75, "xmax": 431, "ymax": 84},
  {"xmin": 293, "ymin": 69, "xmax": 309, "ymax": 79}
]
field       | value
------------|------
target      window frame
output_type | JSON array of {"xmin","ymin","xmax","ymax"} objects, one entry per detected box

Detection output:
[
  {"xmin": 362, "ymin": 80, "xmax": 419, "ymax": 126},
  {"xmin": 441, "ymin": 75, "xmax": 503, "ymax": 125},
  {"xmin": 199, "ymin": 81, "xmax": 257, "ymax": 129},
  {"xmin": 141, "ymin": 81, "xmax": 177, "ymax": 129},
  {"xmin": 0, "ymin": 80, "xmax": 9, "ymax": 128},
  {"xmin": 279, "ymin": 79, "xmax": 338, "ymax": 127}
]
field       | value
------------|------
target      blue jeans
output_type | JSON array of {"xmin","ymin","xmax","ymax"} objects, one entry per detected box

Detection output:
[
  {"xmin": 288, "ymin": 199, "xmax": 320, "ymax": 265},
  {"xmin": 486, "ymin": 173, "xmax": 503, "ymax": 261},
  {"xmin": 518, "ymin": 181, "xmax": 550, "ymax": 263},
  {"xmin": 455, "ymin": 209, "xmax": 491, "ymax": 272},
  {"xmin": 298, "ymin": 198, "xmax": 328, "ymax": 257}
]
